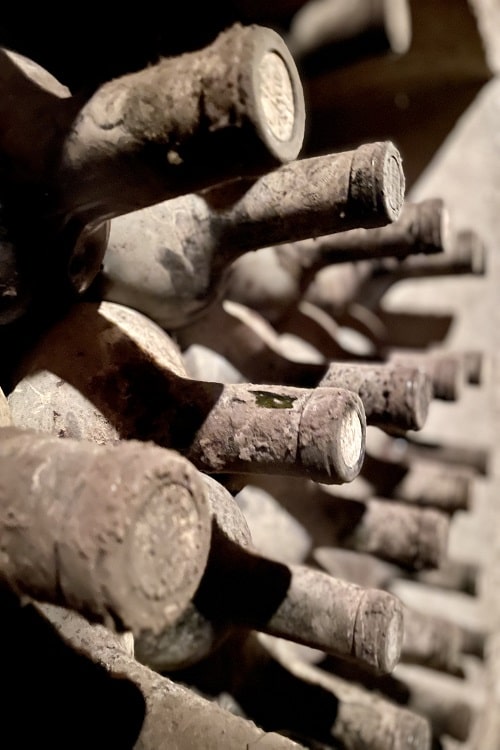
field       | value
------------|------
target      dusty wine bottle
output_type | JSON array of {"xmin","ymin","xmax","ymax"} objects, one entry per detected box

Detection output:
[
  {"xmin": 401, "ymin": 607, "xmax": 483, "ymax": 675},
  {"xmin": 135, "ymin": 473, "xmax": 404, "ymax": 675},
  {"xmin": 304, "ymin": 224, "xmax": 486, "ymax": 324},
  {"xmin": 387, "ymin": 226, "xmax": 487, "ymax": 277},
  {"xmin": 183, "ymin": 343, "xmax": 246, "ymax": 384},
  {"xmin": 263, "ymin": 635, "xmax": 430, "ymax": 750},
  {"xmin": 0, "ymin": 426, "xmax": 212, "ymax": 638},
  {"xmin": 317, "ymin": 360, "xmax": 432, "ymax": 431},
  {"xmin": 380, "ymin": 310, "xmax": 457, "ymax": 350},
  {"xmin": 314, "ymin": 651, "xmax": 475, "ymax": 743},
  {"xmin": 20, "ymin": 600, "xmax": 306, "ymax": 750},
  {"xmin": 333, "ymin": 225, "xmax": 488, "ymax": 315},
  {"xmin": 359, "ymin": 450, "xmax": 473, "ymax": 514},
  {"xmin": 177, "ymin": 299, "xmax": 349, "ymax": 385},
  {"xmin": 0, "ymin": 24, "xmax": 305, "ymax": 312},
  {"xmin": 97, "ymin": 140, "xmax": 405, "ymax": 329},
  {"xmin": 389, "ymin": 349, "xmax": 479, "ymax": 401},
  {"xmin": 244, "ymin": 474, "xmax": 449, "ymax": 570},
  {"xmin": 0, "ymin": 25, "xmax": 305, "ymax": 223},
  {"xmin": 177, "ymin": 300, "xmax": 433, "ymax": 432},
  {"xmin": 392, "ymin": 664, "xmax": 477, "ymax": 743},
  {"xmin": 173, "ymin": 629, "xmax": 431, "ymax": 750},
  {"xmin": 239, "ymin": 490, "xmax": 475, "ymax": 594},
  {"xmin": 7, "ymin": 301, "xmax": 366, "ymax": 484},
  {"xmin": 0, "ymin": 52, "xmax": 110, "ymax": 308},
  {"xmin": 235, "ymin": 484, "xmax": 313, "ymax": 565},
  {"xmin": 313, "ymin": 548, "xmax": 483, "ymax": 673},
  {"xmin": 225, "ymin": 198, "xmax": 449, "ymax": 325}
]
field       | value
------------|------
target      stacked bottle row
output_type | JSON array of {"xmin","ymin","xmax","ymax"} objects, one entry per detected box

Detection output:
[{"xmin": 0, "ymin": 10, "xmax": 491, "ymax": 750}]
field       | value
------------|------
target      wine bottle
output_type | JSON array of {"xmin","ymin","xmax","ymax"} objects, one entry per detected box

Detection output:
[
  {"xmin": 96, "ymin": 140, "xmax": 405, "ymax": 329},
  {"xmin": 312, "ymin": 546, "xmax": 400, "ymax": 590},
  {"xmin": 401, "ymin": 608, "xmax": 483, "ymax": 675},
  {"xmin": 1, "ymin": 25, "xmax": 305, "ymax": 223},
  {"xmin": 178, "ymin": 301, "xmax": 433, "ymax": 431},
  {"xmin": 136, "ymin": 472, "xmax": 404, "ymax": 675},
  {"xmin": 391, "ymin": 664, "xmax": 476, "ymax": 743},
  {"xmin": 263, "ymin": 635, "xmax": 430, "ymax": 750},
  {"xmin": 305, "ymin": 225, "xmax": 487, "ymax": 320},
  {"xmin": 315, "ymin": 650, "xmax": 476, "ymax": 743},
  {"xmin": 388, "ymin": 350, "xmax": 467, "ymax": 401},
  {"xmin": 0, "ymin": 24, "xmax": 305, "ymax": 313},
  {"xmin": 225, "ymin": 198, "xmax": 448, "ymax": 325},
  {"xmin": 417, "ymin": 559, "xmax": 478, "ymax": 596},
  {"xmin": 360, "ymin": 451, "xmax": 473, "ymax": 513},
  {"xmin": 0, "ymin": 52, "xmax": 109, "ymax": 309},
  {"xmin": 273, "ymin": 299, "xmax": 380, "ymax": 360},
  {"xmin": 173, "ymin": 629, "xmax": 431, "ymax": 750},
  {"xmin": 235, "ymin": 484, "xmax": 313, "ymax": 565},
  {"xmin": 314, "ymin": 547, "xmax": 485, "ymax": 672},
  {"xmin": 389, "ymin": 348, "xmax": 485, "ymax": 399},
  {"xmin": 316, "ymin": 360, "xmax": 432, "ymax": 431},
  {"xmin": 241, "ymin": 474, "xmax": 449, "ymax": 570},
  {"xmin": 8, "ymin": 301, "xmax": 366, "ymax": 484},
  {"xmin": 348, "ymin": 226, "xmax": 487, "ymax": 316},
  {"xmin": 6, "ymin": 595, "xmax": 305, "ymax": 750},
  {"xmin": 183, "ymin": 343, "xmax": 246, "ymax": 384},
  {"xmin": 0, "ymin": 425, "xmax": 212, "ymax": 638},
  {"xmin": 177, "ymin": 299, "xmax": 347, "ymax": 384},
  {"xmin": 363, "ymin": 308, "xmax": 456, "ymax": 351}
]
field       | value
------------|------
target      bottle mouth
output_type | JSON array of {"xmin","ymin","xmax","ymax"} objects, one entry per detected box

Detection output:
[
  {"xmin": 257, "ymin": 50, "xmax": 296, "ymax": 143},
  {"xmin": 348, "ymin": 141, "xmax": 406, "ymax": 227},
  {"xmin": 248, "ymin": 25, "xmax": 306, "ymax": 163},
  {"xmin": 340, "ymin": 403, "xmax": 365, "ymax": 471},
  {"xmin": 381, "ymin": 142, "xmax": 406, "ymax": 222},
  {"xmin": 298, "ymin": 388, "xmax": 366, "ymax": 484},
  {"xmin": 380, "ymin": 595, "xmax": 405, "ymax": 672},
  {"xmin": 403, "ymin": 368, "xmax": 433, "ymax": 431}
]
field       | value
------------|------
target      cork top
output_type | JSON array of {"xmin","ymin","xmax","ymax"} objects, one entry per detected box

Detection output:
[
  {"xmin": 245, "ymin": 25, "xmax": 306, "ymax": 163},
  {"xmin": 258, "ymin": 51, "xmax": 296, "ymax": 143},
  {"xmin": 381, "ymin": 142, "xmax": 406, "ymax": 221},
  {"xmin": 339, "ymin": 403, "xmax": 365, "ymax": 470},
  {"xmin": 349, "ymin": 141, "xmax": 406, "ymax": 227}
]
